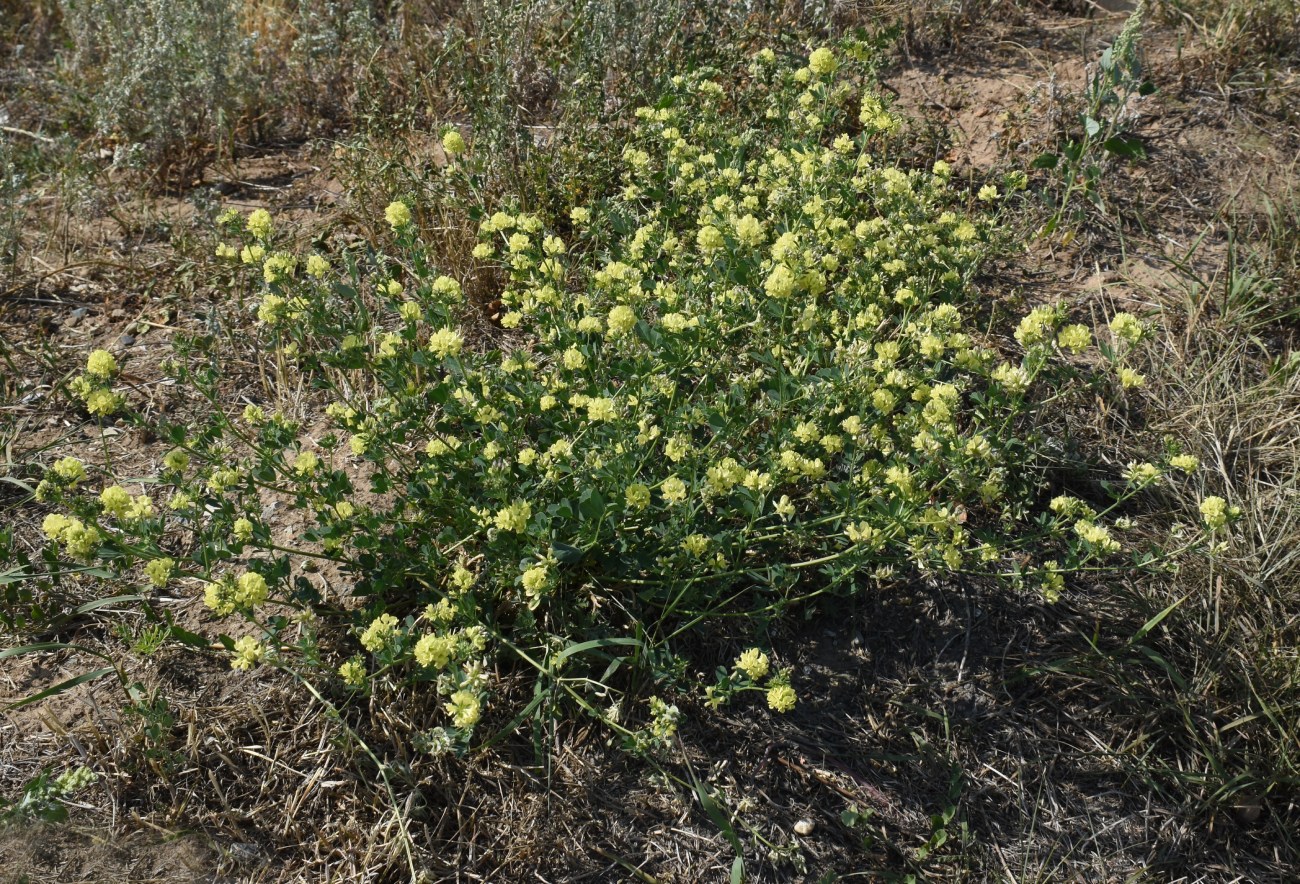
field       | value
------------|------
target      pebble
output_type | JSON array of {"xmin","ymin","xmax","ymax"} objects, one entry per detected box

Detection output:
[{"xmin": 794, "ymin": 818, "xmax": 815, "ymax": 836}]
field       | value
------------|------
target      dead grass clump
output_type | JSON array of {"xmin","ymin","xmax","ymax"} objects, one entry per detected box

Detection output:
[{"xmin": 1053, "ymin": 249, "xmax": 1300, "ymax": 861}]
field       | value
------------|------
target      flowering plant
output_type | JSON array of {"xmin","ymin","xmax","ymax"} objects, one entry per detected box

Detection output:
[{"xmin": 31, "ymin": 43, "xmax": 1219, "ymax": 750}]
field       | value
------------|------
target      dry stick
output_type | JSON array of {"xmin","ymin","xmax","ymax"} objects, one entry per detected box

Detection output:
[{"xmin": 1, "ymin": 125, "xmax": 56, "ymax": 144}]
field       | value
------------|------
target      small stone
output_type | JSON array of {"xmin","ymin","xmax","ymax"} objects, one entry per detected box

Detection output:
[{"xmin": 793, "ymin": 818, "xmax": 815, "ymax": 836}]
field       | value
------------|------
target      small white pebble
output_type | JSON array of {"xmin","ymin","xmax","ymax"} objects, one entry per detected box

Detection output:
[{"xmin": 794, "ymin": 818, "xmax": 815, "ymax": 836}]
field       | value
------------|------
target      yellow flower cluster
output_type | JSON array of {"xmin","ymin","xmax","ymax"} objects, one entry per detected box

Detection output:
[
  {"xmin": 99, "ymin": 485, "xmax": 153, "ymax": 521},
  {"xmin": 1199, "ymin": 496, "xmax": 1238, "ymax": 531},
  {"xmin": 203, "ymin": 571, "xmax": 269, "ymax": 616},
  {"xmin": 428, "ymin": 327, "xmax": 464, "ymax": 358},
  {"xmin": 735, "ymin": 648, "xmax": 770, "ymax": 680},
  {"xmin": 494, "ymin": 501, "xmax": 532, "ymax": 534},
  {"xmin": 385, "ymin": 201, "xmax": 413, "ymax": 230},
  {"xmin": 246, "ymin": 209, "xmax": 273, "ymax": 239},
  {"xmin": 86, "ymin": 349, "xmax": 118, "ymax": 379},
  {"xmin": 145, "ymin": 557, "xmax": 174, "ymax": 587},
  {"xmin": 41, "ymin": 514, "xmax": 101, "ymax": 561},
  {"xmin": 442, "ymin": 129, "xmax": 466, "ymax": 155},
  {"xmin": 69, "ymin": 350, "xmax": 125, "ymax": 416},
  {"xmin": 360, "ymin": 613, "xmax": 402, "ymax": 653},
  {"xmin": 766, "ymin": 684, "xmax": 797, "ymax": 713},
  {"xmin": 231, "ymin": 636, "xmax": 265, "ymax": 671}
]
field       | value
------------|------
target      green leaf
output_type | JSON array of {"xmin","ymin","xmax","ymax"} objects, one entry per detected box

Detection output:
[
  {"xmin": 0, "ymin": 641, "xmax": 113, "ymax": 663},
  {"xmin": 1102, "ymin": 135, "xmax": 1146, "ymax": 158},
  {"xmin": 577, "ymin": 489, "xmax": 605, "ymax": 521},
  {"xmin": 0, "ymin": 566, "xmax": 30, "ymax": 586},
  {"xmin": 72, "ymin": 594, "xmax": 145, "ymax": 617},
  {"xmin": 552, "ymin": 541, "xmax": 585, "ymax": 565},
  {"xmin": 555, "ymin": 636, "xmax": 642, "ymax": 663},
  {"xmin": 167, "ymin": 623, "xmax": 213, "ymax": 649},
  {"xmin": 0, "ymin": 476, "xmax": 34, "ymax": 495},
  {"xmin": 731, "ymin": 855, "xmax": 745, "ymax": 884},
  {"xmin": 1030, "ymin": 152, "xmax": 1059, "ymax": 170},
  {"xmin": 4, "ymin": 667, "xmax": 116, "ymax": 711},
  {"xmin": 696, "ymin": 781, "xmax": 741, "ymax": 853},
  {"xmin": 1130, "ymin": 591, "xmax": 1191, "ymax": 643}
]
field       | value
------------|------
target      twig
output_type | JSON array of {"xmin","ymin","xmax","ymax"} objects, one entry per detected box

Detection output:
[{"xmin": 2, "ymin": 125, "xmax": 56, "ymax": 144}]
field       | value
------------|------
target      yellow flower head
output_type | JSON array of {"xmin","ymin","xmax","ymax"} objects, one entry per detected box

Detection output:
[
  {"xmin": 767, "ymin": 684, "xmax": 797, "ymax": 713},
  {"xmin": 427, "ymin": 327, "xmax": 465, "ymax": 359},
  {"xmin": 607, "ymin": 305, "xmax": 637, "ymax": 337},
  {"xmin": 294, "ymin": 450, "xmax": 319, "ymax": 476},
  {"xmin": 445, "ymin": 689, "xmax": 481, "ymax": 728},
  {"xmin": 1118, "ymin": 367, "xmax": 1145, "ymax": 389},
  {"xmin": 431, "ymin": 275, "xmax": 463, "ymax": 302},
  {"xmin": 245, "ymin": 209, "xmax": 273, "ymax": 239},
  {"xmin": 442, "ymin": 129, "xmax": 467, "ymax": 155},
  {"xmin": 145, "ymin": 557, "xmax": 174, "ymax": 587},
  {"xmin": 86, "ymin": 349, "xmax": 118, "ymax": 379},
  {"xmin": 51, "ymin": 457, "xmax": 87, "ymax": 485},
  {"xmin": 414, "ymin": 633, "xmax": 456, "ymax": 669},
  {"xmin": 696, "ymin": 225, "xmax": 725, "ymax": 254},
  {"xmin": 1110, "ymin": 312, "xmax": 1144, "ymax": 344},
  {"xmin": 385, "ymin": 200, "xmax": 413, "ymax": 230},
  {"xmin": 85, "ymin": 388, "xmax": 123, "ymax": 416},
  {"xmin": 231, "ymin": 635, "xmax": 264, "ymax": 671},
  {"xmin": 42, "ymin": 513, "xmax": 72, "ymax": 540},
  {"xmin": 1200, "ymin": 496, "xmax": 1233, "ymax": 530},
  {"xmin": 735, "ymin": 648, "xmax": 770, "ymax": 680},
  {"xmin": 235, "ymin": 571, "xmax": 269, "ymax": 608},
  {"xmin": 765, "ymin": 264, "xmax": 797, "ymax": 299},
  {"xmin": 494, "ymin": 501, "xmax": 532, "ymax": 534},
  {"xmin": 661, "ymin": 476, "xmax": 687, "ymax": 504},
  {"xmin": 1056, "ymin": 324, "xmax": 1092, "ymax": 354},
  {"xmin": 99, "ymin": 485, "xmax": 131, "ymax": 518},
  {"xmin": 625, "ymin": 483, "xmax": 651, "ymax": 511},
  {"xmin": 521, "ymin": 563, "xmax": 552, "ymax": 601},
  {"xmin": 339, "ymin": 658, "xmax": 367, "ymax": 688},
  {"xmin": 359, "ymin": 613, "xmax": 402, "ymax": 653},
  {"xmin": 808, "ymin": 47, "xmax": 836, "ymax": 76},
  {"xmin": 586, "ymin": 397, "xmax": 617, "ymax": 422},
  {"xmin": 306, "ymin": 254, "xmax": 330, "ymax": 278}
]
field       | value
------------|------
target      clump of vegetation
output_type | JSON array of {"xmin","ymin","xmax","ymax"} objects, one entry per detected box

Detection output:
[
  {"xmin": 0, "ymin": 765, "xmax": 97, "ymax": 826},
  {"xmin": 1032, "ymin": 0, "xmax": 1156, "ymax": 238},
  {"xmin": 24, "ymin": 45, "xmax": 1222, "ymax": 754},
  {"xmin": 7, "ymin": 1, "xmax": 1300, "ymax": 879}
]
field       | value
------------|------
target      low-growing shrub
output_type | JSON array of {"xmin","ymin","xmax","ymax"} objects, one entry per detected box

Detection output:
[
  {"xmin": 54, "ymin": 0, "xmax": 382, "ymax": 176},
  {"xmin": 26, "ymin": 44, "xmax": 1222, "ymax": 751}
]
